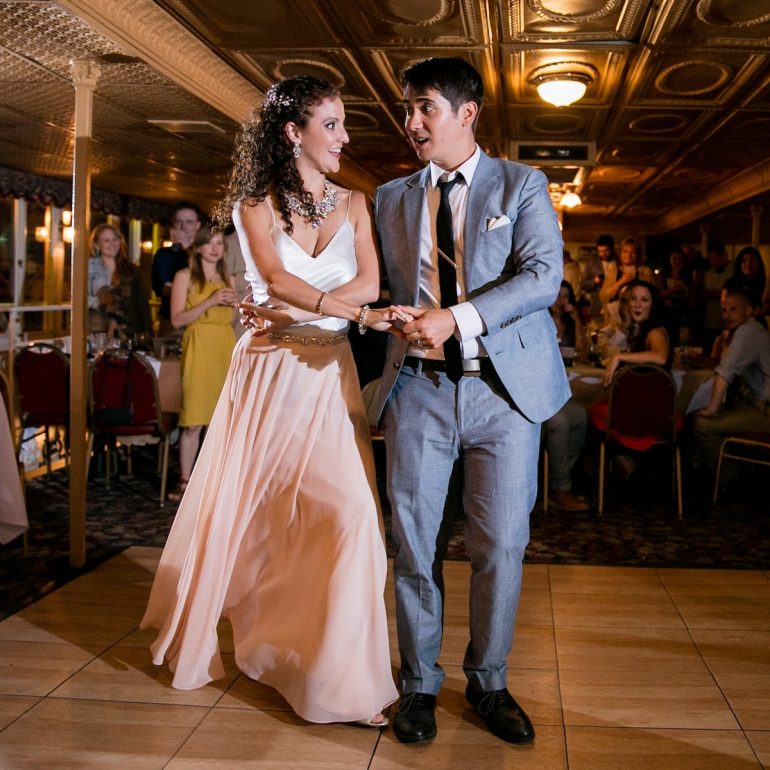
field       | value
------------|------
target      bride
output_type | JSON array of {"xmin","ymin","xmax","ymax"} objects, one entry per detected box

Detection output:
[{"xmin": 141, "ymin": 75, "xmax": 405, "ymax": 727}]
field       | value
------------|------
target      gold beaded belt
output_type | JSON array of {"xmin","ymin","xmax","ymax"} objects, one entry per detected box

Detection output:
[{"xmin": 267, "ymin": 331, "xmax": 347, "ymax": 346}]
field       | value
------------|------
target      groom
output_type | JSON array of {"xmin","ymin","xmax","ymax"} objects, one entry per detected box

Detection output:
[{"xmin": 370, "ymin": 57, "xmax": 569, "ymax": 745}]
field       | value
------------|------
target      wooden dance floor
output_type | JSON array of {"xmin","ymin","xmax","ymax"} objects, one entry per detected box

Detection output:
[{"xmin": 0, "ymin": 547, "xmax": 768, "ymax": 768}]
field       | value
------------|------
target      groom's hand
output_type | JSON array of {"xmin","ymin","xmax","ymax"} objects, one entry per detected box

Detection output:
[{"xmin": 400, "ymin": 307, "xmax": 457, "ymax": 349}]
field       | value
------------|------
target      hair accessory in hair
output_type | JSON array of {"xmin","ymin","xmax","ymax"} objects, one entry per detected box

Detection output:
[{"xmin": 265, "ymin": 84, "xmax": 293, "ymax": 108}]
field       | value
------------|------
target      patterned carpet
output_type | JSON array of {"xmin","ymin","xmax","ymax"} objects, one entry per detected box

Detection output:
[{"xmin": 1, "ymin": 442, "xmax": 768, "ymax": 621}]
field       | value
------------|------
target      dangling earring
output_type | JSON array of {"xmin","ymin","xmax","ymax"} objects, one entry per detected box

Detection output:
[{"xmin": 292, "ymin": 142, "xmax": 302, "ymax": 159}]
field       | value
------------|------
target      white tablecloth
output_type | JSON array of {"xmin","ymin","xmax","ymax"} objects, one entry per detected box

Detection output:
[{"xmin": 0, "ymin": 397, "xmax": 28, "ymax": 545}]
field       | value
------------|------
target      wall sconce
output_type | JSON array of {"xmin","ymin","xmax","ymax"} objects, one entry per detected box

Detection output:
[
  {"xmin": 61, "ymin": 210, "xmax": 72, "ymax": 227},
  {"xmin": 528, "ymin": 62, "xmax": 597, "ymax": 107},
  {"xmin": 162, "ymin": 240, "xmax": 173, "ymax": 248},
  {"xmin": 142, "ymin": 240, "xmax": 154, "ymax": 253},
  {"xmin": 560, "ymin": 191, "xmax": 582, "ymax": 208},
  {"xmin": 34, "ymin": 226, "xmax": 49, "ymax": 242},
  {"xmin": 62, "ymin": 226, "xmax": 74, "ymax": 243}
]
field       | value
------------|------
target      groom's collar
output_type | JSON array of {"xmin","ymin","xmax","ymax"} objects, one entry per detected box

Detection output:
[{"xmin": 428, "ymin": 145, "xmax": 481, "ymax": 188}]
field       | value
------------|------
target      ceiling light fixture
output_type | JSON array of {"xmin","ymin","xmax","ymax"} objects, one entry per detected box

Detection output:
[
  {"xmin": 535, "ymin": 75, "xmax": 590, "ymax": 107},
  {"xmin": 528, "ymin": 62, "xmax": 598, "ymax": 108}
]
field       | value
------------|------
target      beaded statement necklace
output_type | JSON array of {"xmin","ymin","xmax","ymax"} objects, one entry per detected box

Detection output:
[{"xmin": 287, "ymin": 181, "xmax": 338, "ymax": 229}]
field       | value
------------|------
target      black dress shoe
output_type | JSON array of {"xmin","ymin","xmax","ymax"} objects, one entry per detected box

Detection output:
[
  {"xmin": 465, "ymin": 685, "xmax": 535, "ymax": 744},
  {"xmin": 393, "ymin": 692, "xmax": 437, "ymax": 744}
]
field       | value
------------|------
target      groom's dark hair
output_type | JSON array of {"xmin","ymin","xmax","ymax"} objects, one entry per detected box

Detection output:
[{"xmin": 401, "ymin": 57, "xmax": 484, "ymax": 115}]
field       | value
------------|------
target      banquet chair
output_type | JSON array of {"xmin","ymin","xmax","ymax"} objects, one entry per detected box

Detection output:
[
  {"xmin": 0, "ymin": 369, "xmax": 28, "ymax": 556},
  {"xmin": 13, "ymin": 342, "xmax": 70, "ymax": 475},
  {"xmin": 589, "ymin": 364, "xmax": 683, "ymax": 518},
  {"xmin": 713, "ymin": 432, "xmax": 770, "ymax": 504},
  {"xmin": 88, "ymin": 349, "xmax": 175, "ymax": 504}
]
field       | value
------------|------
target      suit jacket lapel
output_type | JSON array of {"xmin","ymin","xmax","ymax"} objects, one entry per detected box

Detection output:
[
  {"xmin": 463, "ymin": 152, "xmax": 501, "ymax": 288},
  {"xmin": 403, "ymin": 169, "xmax": 429, "ymax": 304}
]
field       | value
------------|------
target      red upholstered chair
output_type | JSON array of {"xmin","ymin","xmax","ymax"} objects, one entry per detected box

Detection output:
[
  {"xmin": 589, "ymin": 364, "xmax": 683, "ymax": 518},
  {"xmin": 13, "ymin": 343, "xmax": 70, "ymax": 474},
  {"xmin": 88, "ymin": 349, "xmax": 175, "ymax": 504},
  {"xmin": 713, "ymin": 432, "xmax": 770, "ymax": 504}
]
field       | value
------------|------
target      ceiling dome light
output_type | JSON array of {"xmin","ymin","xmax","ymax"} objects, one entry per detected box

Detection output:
[
  {"xmin": 560, "ymin": 191, "xmax": 582, "ymax": 208},
  {"xmin": 527, "ymin": 62, "xmax": 597, "ymax": 108},
  {"xmin": 536, "ymin": 76, "xmax": 588, "ymax": 107}
]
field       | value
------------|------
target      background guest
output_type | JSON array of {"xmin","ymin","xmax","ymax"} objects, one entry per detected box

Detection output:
[
  {"xmin": 602, "ymin": 280, "xmax": 670, "ymax": 386},
  {"xmin": 599, "ymin": 237, "xmax": 654, "ymax": 322},
  {"xmin": 729, "ymin": 246, "xmax": 766, "ymax": 309},
  {"xmin": 693, "ymin": 285, "xmax": 770, "ymax": 483},
  {"xmin": 660, "ymin": 247, "xmax": 692, "ymax": 336},
  {"xmin": 697, "ymin": 240, "xmax": 731, "ymax": 353},
  {"xmin": 167, "ymin": 228, "xmax": 237, "ymax": 502},
  {"xmin": 562, "ymin": 249, "xmax": 582, "ymax": 300},
  {"xmin": 151, "ymin": 201, "xmax": 203, "ymax": 336},
  {"xmin": 87, "ymin": 223, "xmax": 152, "ymax": 343}
]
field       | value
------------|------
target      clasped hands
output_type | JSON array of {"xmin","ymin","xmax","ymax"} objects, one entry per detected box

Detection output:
[{"xmin": 238, "ymin": 296, "xmax": 457, "ymax": 346}]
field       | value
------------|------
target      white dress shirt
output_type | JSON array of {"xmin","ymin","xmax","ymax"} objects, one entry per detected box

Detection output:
[{"xmin": 410, "ymin": 145, "xmax": 487, "ymax": 360}]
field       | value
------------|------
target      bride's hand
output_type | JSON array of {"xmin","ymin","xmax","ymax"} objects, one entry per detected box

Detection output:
[
  {"xmin": 238, "ymin": 301, "xmax": 294, "ymax": 336},
  {"xmin": 365, "ymin": 306, "xmax": 414, "ymax": 335}
]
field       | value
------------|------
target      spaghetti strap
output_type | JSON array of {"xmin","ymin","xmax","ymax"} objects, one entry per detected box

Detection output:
[{"xmin": 345, "ymin": 189, "xmax": 353, "ymax": 222}]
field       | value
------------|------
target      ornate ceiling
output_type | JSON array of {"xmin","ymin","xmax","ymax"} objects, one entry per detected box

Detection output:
[{"xmin": 2, "ymin": 0, "xmax": 770, "ymax": 244}]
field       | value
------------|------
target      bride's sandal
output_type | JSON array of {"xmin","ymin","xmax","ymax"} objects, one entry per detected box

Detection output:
[
  {"xmin": 354, "ymin": 712, "xmax": 389, "ymax": 728},
  {"xmin": 167, "ymin": 479, "xmax": 188, "ymax": 503}
]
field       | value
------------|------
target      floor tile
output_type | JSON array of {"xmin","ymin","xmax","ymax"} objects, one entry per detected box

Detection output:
[
  {"xmin": 691, "ymin": 629, "xmax": 770, "ymax": 677},
  {"xmin": 560, "ymin": 667, "xmax": 738, "ymax": 729},
  {"xmin": 746, "ymin": 730, "xmax": 770, "ymax": 768},
  {"xmin": 673, "ymin": 596, "xmax": 770, "ymax": 630},
  {"xmin": 552, "ymin": 593, "xmax": 684, "ymax": 629},
  {"xmin": 0, "ymin": 695, "xmax": 40, "ymax": 730},
  {"xmin": 0, "ymin": 697, "xmax": 207, "ymax": 770},
  {"xmin": 0, "ymin": 603, "xmax": 139, "ymax": 646},
  {"xmin": 164, "ymin": 707, "xmax": 381, "ymax": 769},
  {"xmin": 0, "ymin": 639, "xmax": 98, "ymax": 696},
  {"xmin": 50, "ymin": 643, "xmax": 239, "ymax": 706},
  {"xmin": 658, "ymin": 569, "xmax": 770, "ymax": 598},
  {"xmin": 713, "ymin": 672, "xmax": 770, "ymax": 730},
  {"xmin": 216, "ymin": 674, "xmax": 294, "ymax": 711},
  {"xmin": 555, "ymin": 626, "xmax": 708, "ymax": 673},
  {"xmin": 565, "ymin": 726, "xmax": 760, "ymax": 769},
  {"xmin": 549, "ymin": 565, "xmax": 667, "ymax": 596}
]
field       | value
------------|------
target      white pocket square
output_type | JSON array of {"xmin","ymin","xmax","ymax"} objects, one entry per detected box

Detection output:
[{"xmin": 487, "ymin": 215, "xmax": 511, "ymax": 231}]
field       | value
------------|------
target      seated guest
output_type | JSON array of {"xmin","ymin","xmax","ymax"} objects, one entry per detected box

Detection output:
[
  {"xmin": 551, "ymin": 280, "xmax": 581, "ymax": 352},
  {"xmin": 692, "ymin": 286, "xmax": 770, "ymax": 480},
  {"xmin": 602, "ymin": 280, "xmax": 670, "ymax": 386},
  {"xmin": 88, "ymin": 224, "xmax": 153, "ymax": 342},
  {"xmin": 544, "ymin": 282, "xmax": 589, "ymax": 511}
]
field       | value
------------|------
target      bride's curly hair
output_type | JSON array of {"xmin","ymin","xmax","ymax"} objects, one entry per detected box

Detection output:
[{"xmin": 213, "ymin": 75, "xmax": 339, "ymax": 235}]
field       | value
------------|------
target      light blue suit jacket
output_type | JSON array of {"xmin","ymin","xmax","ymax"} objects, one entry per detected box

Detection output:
[{"xmin": 370, "ymin": 150, "xmax": 571, "ymax": 424}]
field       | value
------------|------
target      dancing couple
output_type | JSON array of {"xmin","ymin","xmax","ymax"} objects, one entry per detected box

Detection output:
[{"xmin": 142, "ymin": 57, "xmax": 568, "ymax": 744}]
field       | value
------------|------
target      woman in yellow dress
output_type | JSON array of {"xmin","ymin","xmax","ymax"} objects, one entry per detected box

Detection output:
[{"xmin": 168, "ymin": 228, "xmax": 238, "ymax": 501}]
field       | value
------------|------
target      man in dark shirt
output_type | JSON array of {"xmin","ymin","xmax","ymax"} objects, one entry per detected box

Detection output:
[{"xmin": 151, "ymin": 201, "xmax": 203, "ymax": 336}]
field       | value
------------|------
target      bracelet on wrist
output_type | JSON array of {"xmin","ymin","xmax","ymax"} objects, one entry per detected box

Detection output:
[
  {"xmin": 357, "ymin": 305, "xmax": 370, "ymax": 335},
  {"xmin": 315, "ymin": 291, "xmax": 327, "ymax": 316}
]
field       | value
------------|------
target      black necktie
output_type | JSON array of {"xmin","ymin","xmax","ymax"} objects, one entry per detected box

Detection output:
[{"xmin": 437, "ymin": 175, "xmax": 463, "ymax": 382}]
